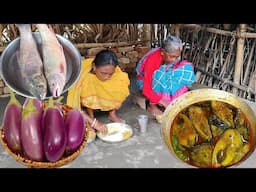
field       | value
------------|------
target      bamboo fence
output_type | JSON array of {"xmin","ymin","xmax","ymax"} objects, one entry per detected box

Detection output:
[
  {"xmin": 0, "ymin": 24, "xmax": 255, "ymax": 102},
  {"xmin": 176, "ymin": 24, "xmax": 256, "ymax": 102}
]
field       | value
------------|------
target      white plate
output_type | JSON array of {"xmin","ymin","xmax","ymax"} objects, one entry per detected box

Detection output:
[{"xmin": 97, "ymin": 123, "xmax": 133, "ymax": 143}]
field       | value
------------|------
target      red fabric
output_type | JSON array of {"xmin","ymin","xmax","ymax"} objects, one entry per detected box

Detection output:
[{"xmin": 141, "ymin": 48, "xmax": 163, "ymax": 103}]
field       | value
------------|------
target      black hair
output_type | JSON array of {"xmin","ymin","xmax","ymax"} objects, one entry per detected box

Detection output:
[{"xmin": 93, "ymin": 49, "xmax": 119, "ymax": 67}]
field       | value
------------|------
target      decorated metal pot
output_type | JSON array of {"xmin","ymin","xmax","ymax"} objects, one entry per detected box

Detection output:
[{"xmin": 161, "ymin": 88, "xmax": 256, "ymax": 168}]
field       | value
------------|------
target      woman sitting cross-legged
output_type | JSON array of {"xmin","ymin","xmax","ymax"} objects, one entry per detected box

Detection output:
[
  {"xmin": 136, "ymin": 35, "xmax": 195, "ymax": 118},
  {"xmin": 67, "ymin": 49, "xmax": 130, "ymax": 134}
]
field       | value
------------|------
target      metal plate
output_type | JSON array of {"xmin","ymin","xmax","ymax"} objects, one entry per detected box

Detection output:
[
  {"xmin": 0, "ymin": 32, "xmax": 81, "ymax": 99},
  {"xmin": 97, "ymin": 123, "xmax": 133, "ymax": 143}
]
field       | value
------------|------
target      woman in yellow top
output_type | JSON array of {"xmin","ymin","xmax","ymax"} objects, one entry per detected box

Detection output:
[{"xmin": 67, "ymin": 49, "xmax": 130, "ymax": 134}]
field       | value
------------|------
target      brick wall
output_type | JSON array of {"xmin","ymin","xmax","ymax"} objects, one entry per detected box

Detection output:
[
  {"xmin": 0, "ymin": 76, "xmax": 10, "ymax": 97},
  {"xmin": 85, "ymin": 46, "xmax": 150, "ymax": 73}
]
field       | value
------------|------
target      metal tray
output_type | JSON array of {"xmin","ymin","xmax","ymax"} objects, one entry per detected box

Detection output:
[{"xmin": 0, "ymin": 32, "xmax": 81, "ymax": 99}]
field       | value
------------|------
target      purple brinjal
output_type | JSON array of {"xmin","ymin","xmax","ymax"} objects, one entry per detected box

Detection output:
[
  {"xmin": 65, "ymin": 109, "xmax": 85, "ymax": 154},
  {"xmin": 21, "ymin": 98, "xmax": 44, "ymax": 161},
  {"xmin": 43, "ymin": 97, "xmax": 66, "ymax": 162},
  {"xmin": 2, "ymin": 90, "xmax": 22, "ymax": 153}
]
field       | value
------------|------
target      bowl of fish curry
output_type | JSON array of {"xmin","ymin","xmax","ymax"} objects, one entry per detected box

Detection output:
[
  {"xmin": 0, "ymin": 32, "xmax": 81, "ymax": 99},
  {"xmin": 161, "ymin": 88, "xmax": 256, "ymax": 168}
]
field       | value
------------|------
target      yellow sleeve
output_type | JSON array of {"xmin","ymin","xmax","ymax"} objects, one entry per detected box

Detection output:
[{"xmin": 66, "ymin": 58, "xmax": 94, "ymax": 109}]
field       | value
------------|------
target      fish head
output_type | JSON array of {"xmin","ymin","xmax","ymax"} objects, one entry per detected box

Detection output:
[
  {"xmin": 26, "ymin": 74, "xmax": 47, "ymax": 100},
  {"xmin": 47, "ymin": 73, "xmax": 66, "ymax": 98}
]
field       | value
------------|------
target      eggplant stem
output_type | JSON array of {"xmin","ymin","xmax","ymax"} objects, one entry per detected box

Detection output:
[
  {"xmin": 22, "ymin": 98, "xmax": 38, "ymax": 117},
  {"xmin": 9, "ymin": 89, "xmax": 22, "ymax": 107},
  {"xmin": 44, "ymin": 96, "xmax": 55, "ymax": 111},
  {"xmin": 55, "ymin": 96, "xmax": 64, "ymax": 103}
]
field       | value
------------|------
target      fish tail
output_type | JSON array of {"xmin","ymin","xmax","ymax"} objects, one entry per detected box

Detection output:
[
  {"xmin": 36, "ymin": 24, "xmax": 49, "ymax": 32},
  {"xmin": 48, "ymin": 24, "xmax": 54, "ymax": 33},
  {"xmin": 15, "ymin": 24, "xmax": 31, "ymax": 32}
]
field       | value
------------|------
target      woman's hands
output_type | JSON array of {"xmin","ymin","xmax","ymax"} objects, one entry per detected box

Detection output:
[
  {"xmin": 81, "ymin": 110, "xmax": 108, "ymax": 135},
  {"xmin": 92, "ymin": 119, "xmax": 108, "ymax": 135}
]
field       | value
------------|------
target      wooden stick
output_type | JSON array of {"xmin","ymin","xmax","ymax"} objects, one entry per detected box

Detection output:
[
  {"xmin": 181, "ymin": 24, "xmax": 256, "ymax": 39},
  {"xmin": 208, "ymin": 42, "xmax": 220, "ymax": 87},
  {"xmin": 143, "ymin": 24, "xmax": 151, "ymax": 47},
  {"xmin": 233, "ymin": 24, "xmax": 247, "ymax": 95},
  {"xmin": 218, "ymin": 35, "xmax": 236, "ymax": 79},
  {"xmin": 242, "ymin": 40, "xmax": 255, "ymax": 85},
  {"xmin": 202, "ymin": 33, "xmax": 217, "ymax": 84},
  {"xmin": 248, "ymin": 65, "xmax": 256, "ymax": 100},
  {"xmin": 75, "ymin": 41, "xmax": 140, "ymax": 49},
  {"xmin": 195, "ymin": 67, "xmax": 256, "ymax": 95},
  {"xmin": 0, "ymin": 41, "xmax": 142, "ymax": 53},
  {"xmin": 181, "ymin": 24, "xmax": 234, "ymax": 36},
  {"xmin": 0, "ymin": 24, "xmax": 4, "ymax": 46},
  {"xmin": 213, "ymin": 37, "xmax": 225, "ymax": 88}
]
